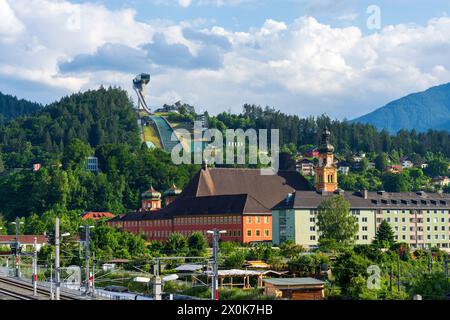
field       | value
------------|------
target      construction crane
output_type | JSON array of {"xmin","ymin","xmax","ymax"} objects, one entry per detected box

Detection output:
[{"xmin": 133, "ymin": 73, "xmax": 151, "ymax": 115}]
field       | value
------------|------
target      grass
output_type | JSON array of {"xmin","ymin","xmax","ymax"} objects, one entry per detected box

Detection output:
[{"xmin": 143, "ymin": 124, "xmax": 162, "ymax": 148}]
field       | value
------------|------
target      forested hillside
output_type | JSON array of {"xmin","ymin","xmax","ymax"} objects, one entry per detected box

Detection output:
[
  {"xmin": 0, "ymin": 92, "xmax": 42, "ymax": 124},
  {"xmin": 0, "ymin": 87, "xmax": 140, "ymax": 169},
  {"xmin": 0, "ymin": 87, "xmax": 199, "ymax": 220},
  {"xmin": 207, "ymin": 104, "xmax": 450, "ymax": 158}
]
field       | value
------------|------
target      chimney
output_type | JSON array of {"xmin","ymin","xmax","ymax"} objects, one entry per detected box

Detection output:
[{"xmin": 362, "ymin": 189, "xmax": 368, "ymax": 199}]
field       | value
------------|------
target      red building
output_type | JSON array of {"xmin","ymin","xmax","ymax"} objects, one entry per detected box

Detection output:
[{"xmin": 107, "ymin": 167, "xmax": 312, "ymax": 243}]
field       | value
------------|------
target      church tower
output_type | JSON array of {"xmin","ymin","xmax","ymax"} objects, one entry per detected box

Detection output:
[
  {"xmin": 141, "ymin": 186, "xmax": 162, "ymax": 211},
  {"xmin": 315, "ymin": 128, "xmax": 338, "ymax": 192}
]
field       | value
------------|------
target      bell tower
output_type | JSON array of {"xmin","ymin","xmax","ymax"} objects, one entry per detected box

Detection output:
[{"xmin": 315, "ymin": 128, "xmax": 338, "ymax": 192}]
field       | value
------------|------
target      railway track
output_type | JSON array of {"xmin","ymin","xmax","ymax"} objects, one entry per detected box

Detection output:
[
  {"xmin": 0, "ymin": 277, "xmax": 76, "ymax": 300},
  {"xmin": 0, "ymin": 287, "xmax": 38, "ymax": 300}
]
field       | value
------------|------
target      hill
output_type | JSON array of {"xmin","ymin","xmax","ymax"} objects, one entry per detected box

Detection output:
[
  {"xmin": 0, "ymin": 87, "xmax": 140, "ymax": 168},
  {"xmin": 352, "ymin": 83, "xmax": 450, "ymax": 134},
  {"xmin": 0, "ymin": 92, "xmax": 42, "ymax": 124}
]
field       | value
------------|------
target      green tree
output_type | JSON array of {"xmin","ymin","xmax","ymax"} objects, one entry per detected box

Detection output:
[
  {"xmin": 279, "ymin": 240, "xmax": 305, "ymax": 258},
  {"xmin": 382, "ymin": 172, "xmax": 412, "ymax": 192},
  {"xmin": 188, "ymin": 232, "xmax": 208, "ymax": 257},
  {"xmin": 425, "ymin": 158, "xmax": 449, "ymax": 177},
  {"xmin": 165, "ymin": 232, "xmax": 188, "ymax": 255},
  {"xmin": 332, "ymin": 251, "xmax": 372, "ymax": 294},
  {"xmin": 316, "ymin": 195, "xmax": 358, "ymax": 246},
  {"xmin": 373, "ymin": 220, "xmax": 395, "ymax": 248},
  {"xmin": 409, "ymin": 272, "xmax": 450, "ymax": 299},
  {"xmin": 374, "ymin": 153, "xmax": 389, "ymax": 171},
  {"xmin": 62, "ymin": 139, "xmax": 93, "ymax": 170}
]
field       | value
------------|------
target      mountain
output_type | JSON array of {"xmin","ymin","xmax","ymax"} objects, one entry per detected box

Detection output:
[
  {"xmin": 352, "ymin": 83, "xmax": 450, "ymax": 133},
  {"xmin": 0, "ymin": 92, "xmax": 42, "ymax": 124}
]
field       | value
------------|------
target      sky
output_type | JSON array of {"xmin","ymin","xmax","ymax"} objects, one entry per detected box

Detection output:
[{"xmin": 1, "ymin": 0, "xmax": 450, "ymax": 119}]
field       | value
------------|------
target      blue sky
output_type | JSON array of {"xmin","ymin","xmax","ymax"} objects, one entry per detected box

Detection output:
[
  {"xmin": 1, "ymin": 0, "xmax": 450, "ymax": 119},
  {"xmin": 69, "ymin": 0, "xmax": 450, "ymax": 32}
]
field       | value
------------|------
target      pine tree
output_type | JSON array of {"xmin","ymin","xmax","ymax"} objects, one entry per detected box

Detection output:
[{"xmin": 373, "ymin": 220, "xmax": 395, "ymax": 248}]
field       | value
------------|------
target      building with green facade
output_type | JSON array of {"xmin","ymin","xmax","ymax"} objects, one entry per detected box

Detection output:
[
  {"xmin": 272, "ymin": 189, "xmax": 450, "ymax": 249},
  {"xmin": 271, "ymin": 128, "xmax": 450, "ymax": 250}
]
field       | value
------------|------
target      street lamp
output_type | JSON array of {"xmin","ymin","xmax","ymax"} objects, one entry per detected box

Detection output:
[
  {"xmin": 207, "ymin": 229, "xmax": 226, "ymax": 301},
  {"xmin": 80, "ymin": 225, "xmax": 94, "ymax": 296},
  {"xmin": 54, "ymin": 217, "xmax": 70, "ymax": 301},
  {"xmin": 10, "ymin": 217, "xmax": 24, "ymax": 277}
]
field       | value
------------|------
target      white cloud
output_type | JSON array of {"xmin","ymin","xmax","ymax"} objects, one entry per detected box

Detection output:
[
  {"xmin": 0, "ymin": 0, "xmax": 25, "ymax": 43},
  {"xmin": 178, "ymin": 0, "xmax": 192, "ymax": 8},
  {"xmin": 1, "ymin": 0, "xmax": 450, "ymax": 120}
]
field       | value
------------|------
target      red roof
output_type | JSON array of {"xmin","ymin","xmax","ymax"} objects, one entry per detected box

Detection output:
[
  {"xmin": 0, "ymin": 235, "xmax": 48, "ymax": 244},
  {"xmin": 81, "ymin": 211, "xmax": 115, "ymax": 220}
]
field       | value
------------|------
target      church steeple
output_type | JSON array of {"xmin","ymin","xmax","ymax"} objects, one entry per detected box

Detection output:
[{"xmin": 315, "ymin": 127, "xmax": 338, "ymax": 192}]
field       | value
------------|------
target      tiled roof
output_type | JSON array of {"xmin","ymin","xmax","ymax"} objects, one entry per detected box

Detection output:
[
  {"xmin": 113, "ymin": 194, "xmax": 271, "ymax": 222},
  {"xmin": 273, "ymin": 190, "xmax": 450, "ymax": 210},
  {"xmin": 263, "ymin": 277, "xmax": 325, "ymax": 286},
  {"xmin": 179, "ymin": 167, "xmax": 312, "ymax": 210},
  {"xmin": 81, "ymin": 212, "xmax": 115, "ymax": 220},
  {"xmin": 0, "ymin": 235, "xmax": 48, "ymax": 244}
]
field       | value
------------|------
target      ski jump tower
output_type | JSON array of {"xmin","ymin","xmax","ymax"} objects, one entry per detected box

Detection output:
[{"xmin": 133, "ymin": 73, "xmax": 152, "ymax": 115}]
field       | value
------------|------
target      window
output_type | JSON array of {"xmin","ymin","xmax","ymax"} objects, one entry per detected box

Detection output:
[
  {"xmin": 310, "ymin": 226, "xmax": 315, "ymax": 231},
  {"xmin": 363, "ymin": 235, "xmax": 368, "ymax": 240},
  {"xmin": 402, "ymin": 226, "xmax": 406, "ymax": 232},
  {"xmin": 256, "ymin": 230, "xmax": 261, "ymax": 237},
  {"xmin": 247, "ymin": 230, "xmax": 252, "ymax": 237},
  {"xmin": 386, "ymin": 218, "xmax": 391, "ymax": 222},
  {"xmin": 264, "ymin": 216, "xmax": 269, "ymax": 224},
  {"xmin": 246, "ymin": 216, "xmax": 252, "ymax": 224},
  {"xmin": 362, "ymin": 226, "xmax": 368, "ymax": 231},
  {"xmin": 394, "ymin": 218, "xmax": 398, "ymax": 222},
  {"xmin": 264, "ymin": 229, "xmax": 270, "ymax": 237},
  {"xmin": 362, "ymin": 217, "xmax": 368, "ymax": 223},
  {"xmin": 256, "ymin": 216, "xmax": 261, "ymax": 224},
  {"xmin": 310, "ymin": 217, "xmax": 315, "ymax": 222},
  {"xmin": 310, "ymin": 235, "xmax": 316, "ymax": 241}
]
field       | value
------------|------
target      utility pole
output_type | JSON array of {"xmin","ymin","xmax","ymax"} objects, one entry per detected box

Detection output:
[
  {"xmin": 389, "ymin": 267, "xmax": 393, "ymax": 292},
  {"xmin": 85, "ymin": 226, "xmax": 90, "ymax": 295},
  {"xmin": 55, "ymin": 217, "xmax": 60, "ymax": 300},
  {"xmin": 397, "ymin": 255, "xmax": 401, "ymax": 292},
  {"xmin": 33, "ymin": 237, "xmax": 37, "ymax": 296},
  {"xmin": 14, "ymin": 217, "xmax": 21, "ymax": 278},
  {"xmin": 207, "ymin": 229, "xmax": 226, "ymax": 301},
  {"xmin": 444, "ymin": 255, "xmax": 448, "ymax": 277},
  {"xmin": 428, "ymin": 250, "xmax": 432, "ymax": 273},
  {"xmin": 153, "ymin": 258, "xmax": 161, "ymax": 301},
  {"xmin": 50, "ymin": 253, "xmax": 54, "ymax": 300},
  {"xmin": 92, "ymin": 252, "xmax": 95, "ymax": 298}
]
